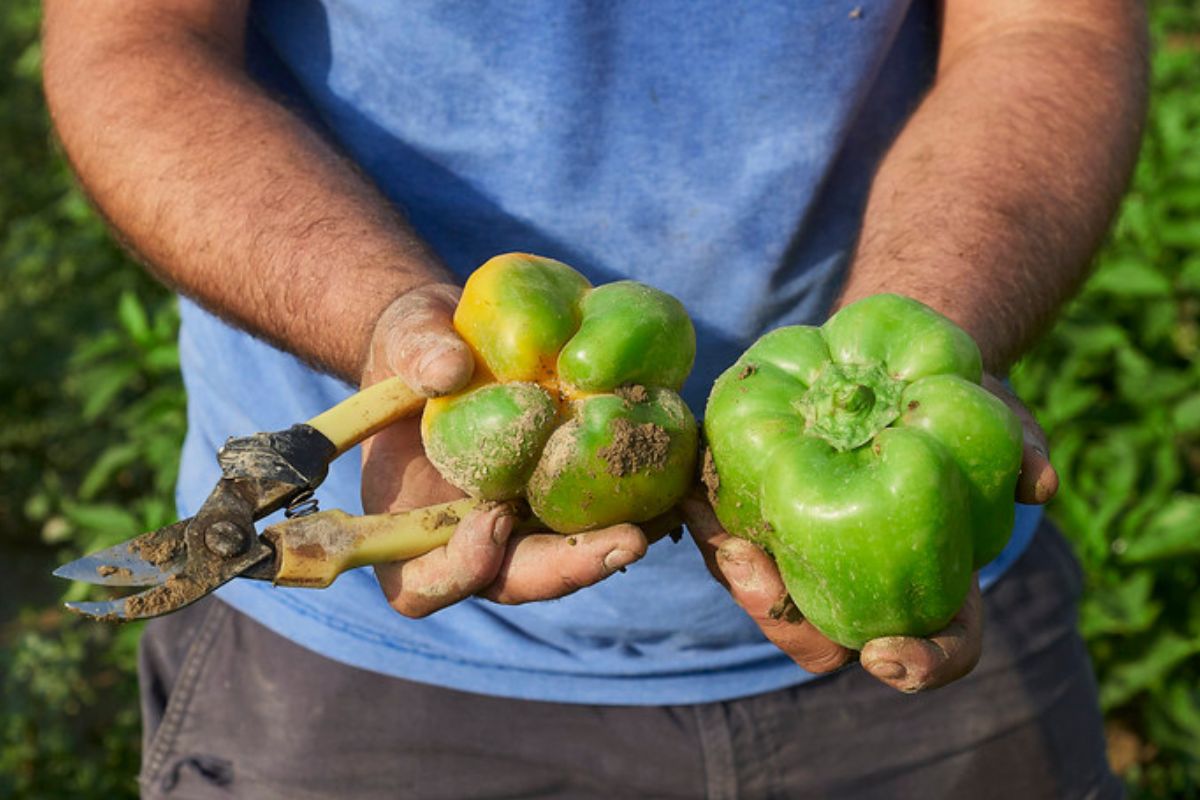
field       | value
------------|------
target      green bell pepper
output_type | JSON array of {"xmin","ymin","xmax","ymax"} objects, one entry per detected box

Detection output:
[
  {"xmin": 422, "ymin": 253, "xmax": 698, "ymax": 533},
  {"xmin": 703, "ymin": 294, "xmax": 1023, "ymax": 648}
]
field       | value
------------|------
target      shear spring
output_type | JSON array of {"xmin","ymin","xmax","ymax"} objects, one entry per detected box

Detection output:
[{"xmin": 285, "ymin": 489, "xmax": 320, "ymax": 518}]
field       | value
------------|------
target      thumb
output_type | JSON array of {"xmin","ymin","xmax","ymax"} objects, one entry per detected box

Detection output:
[{"xmin": 368, "ymin": 284, "xmax": 474, "ymax": 396}]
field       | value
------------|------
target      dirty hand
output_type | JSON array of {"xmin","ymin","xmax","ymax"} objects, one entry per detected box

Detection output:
[
  {"xmin": 683, "ymin": 377, "xmax": 1057, "ymax": 692},
  {"xmin": 359, "ymin": 284, "xmax": 649, "ymax": 618}
]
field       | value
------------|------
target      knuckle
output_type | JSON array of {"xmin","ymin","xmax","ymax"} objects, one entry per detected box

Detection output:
[
  {"xmin": 798, "ymin": 650, "xmax": 851, "ymax": 674},
  {"xmin": 790, "ymin": 641, "xmax": 852, "ymax": 674},
  {"xmin": 477, "ymin": 585, "xmax": 516, "ymax": 605}
]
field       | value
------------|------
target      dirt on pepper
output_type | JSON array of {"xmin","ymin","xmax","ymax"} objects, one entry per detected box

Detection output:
[
  {"xmin": 614, "ymin": 384, "xmax": 649, "ymax": 404},
  {"xmin": 427, "ymin": 383, "xmax": 556, "ymax": 496},
  {"xmin": 598, "ymin": 417, "xmax": 670, "ymax": 477},
  {"xmin": 701, "ymin": 447, "xmax": 721, "ymax": 506},
  {"xmin": 533, "ymin": 422, "xmax": 577, "ymax": 482},
  {"xmin": 768, "ymin": 594, "xmax": 805, "ymax": 624}
]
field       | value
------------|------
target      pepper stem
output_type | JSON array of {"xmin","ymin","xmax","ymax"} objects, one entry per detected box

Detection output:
[
  {"xmin": 837, "ymin": 384, "xmax": 875, "ymax": 414},
  {"xmin": 797, "ymin": 363, "xmax": 904, "ymax": 452}
]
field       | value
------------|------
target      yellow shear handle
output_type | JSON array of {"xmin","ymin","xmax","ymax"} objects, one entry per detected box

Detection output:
[
  {"xmin": 266, "ymin": 501, "xmax": 686, "ymax": 588},
  {"xmin": 266, "ymin": 499, "xmax": 543, "ymax": 587},
  {"xmin": 305, "ymin": 376, "xmax": 425, "ymax": 456}
]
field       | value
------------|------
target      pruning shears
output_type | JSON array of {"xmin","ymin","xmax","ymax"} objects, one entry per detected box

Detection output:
[{"xmin": 52, "ymin": 377, "xmax": 528, "ymax": 621}]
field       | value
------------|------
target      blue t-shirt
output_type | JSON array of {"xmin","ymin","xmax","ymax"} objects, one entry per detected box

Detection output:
[{"xmin": 177, "ymin": 0, "xmax": 1041, "ymax": 705}]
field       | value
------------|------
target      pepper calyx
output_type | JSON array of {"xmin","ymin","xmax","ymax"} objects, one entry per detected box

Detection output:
[{"xmin": 796, "ymin": 362, "xmax": 905, "ymax": 452}]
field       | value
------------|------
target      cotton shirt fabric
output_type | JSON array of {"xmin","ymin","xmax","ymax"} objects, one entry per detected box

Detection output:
[{"xmin": 176, "ymin": 0, "xmax": 1041, "ymax": 704}]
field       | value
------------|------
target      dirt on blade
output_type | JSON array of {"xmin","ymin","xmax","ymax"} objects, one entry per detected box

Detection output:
[{"xmin": 131, "ymin": 534, "xmax": 183, "ymax": 567}]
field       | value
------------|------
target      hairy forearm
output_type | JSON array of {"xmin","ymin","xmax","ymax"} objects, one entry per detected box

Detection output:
[
  {"xmin": 839, "ymin": 8, "xmax": 1148, "ymax": 373},
  {"xmin": 43, "ymin": 5, "xmax": 446, "ymax": 383}
]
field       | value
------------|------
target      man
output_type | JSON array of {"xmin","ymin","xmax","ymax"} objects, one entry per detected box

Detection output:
[{"xmin": 43, "ymin": 1, "xmax": 1146, "ymax": 797}]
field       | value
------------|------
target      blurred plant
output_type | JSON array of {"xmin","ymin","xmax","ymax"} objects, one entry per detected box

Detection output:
[
  {"xmin": 0, "ymin": 611, "xmax": 143, "ymax": 798},
  {"xmin": 1012, "ymin": 3, "xmax": 1200, "ymax": 796},
  {"xmin": 0, "ymin": 2, "xmax": 182, "ymax": 797}
]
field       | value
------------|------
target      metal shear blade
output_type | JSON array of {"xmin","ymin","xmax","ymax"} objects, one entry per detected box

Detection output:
[
  {"xmin": 57, "ymin": 518, "xmax": 273, "ymax": 622},
  {"xmin": 54, "ymin": 380, "xmax": 433, "ymax": 620},
  {"xmin": 53, "ymin": 518, "xmax": 192, "ymax": 588}
]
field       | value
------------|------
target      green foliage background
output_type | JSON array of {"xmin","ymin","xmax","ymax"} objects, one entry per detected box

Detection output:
[
  {"xmin": 1009, "ymin": 5, "xmax": 1200, "ymax": 795},
  {"xmin": 1, "ymin": 2, "xmax": 1197, "ymax": 797},
  {"xmin": 0, "ymin": 2, "xmax": 185, "ymax": 797}
]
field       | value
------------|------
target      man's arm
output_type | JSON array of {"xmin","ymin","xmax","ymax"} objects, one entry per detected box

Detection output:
[
  {"xmin": 42, "ymin": 0, "xmax": 650, "ymax": 615},
  {"xmin": 42, "ymin": 0, "xmax": 446, "ymax": 382},
  {"xmin": 690, "ymin": 0, "xmax": 1149, "ymax": 692},
  {"xmin": 840, "ymin": 0, "xmax": 1149, "ymax": 372}
]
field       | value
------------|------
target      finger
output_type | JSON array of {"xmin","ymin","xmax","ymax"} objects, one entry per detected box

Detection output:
[
  {"xmin": 981, "ymin": 375, "xmax": 1058, "ymax": 505},
  {"xmin": 714, "ymin": 537, "xmax": 855, "ymax": 674},
  {"xmin": 860, "ymin": 577, "xmax": 983, "ymax": 693},
  {"xmin": 368, "ymin": 284, "xmax": 473, "ymax": 396},
  {"xmin": 480, "ymin": 524, "xmax": 649, "ymax": 604},
  {"xmin": 375, "ymin": 502, "xmax": 516, "ymax": 618},
  {"xmin": 683, "ymin": 492, "xmax": 851, "ymax": 671},
  {"xmin": 679, "ymin": 492, "xmax": 734, "ymax": 588},
  {"xmin": 680, "ymin": 491, "xmax": 732, "ymax": 548}
]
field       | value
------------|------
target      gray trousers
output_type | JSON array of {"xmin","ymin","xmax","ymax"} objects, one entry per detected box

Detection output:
[{"xmin": 139, "ymin": 522, "xmax": 1122, "ymax": 799}]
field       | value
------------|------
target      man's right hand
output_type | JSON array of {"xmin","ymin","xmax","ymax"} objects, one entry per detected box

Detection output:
[{"xmin": 359, "ymin": 284, "xmax": 652, "ymax": 618}]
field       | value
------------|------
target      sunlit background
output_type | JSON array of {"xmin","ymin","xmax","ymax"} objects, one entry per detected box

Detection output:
[{"xmin": 1, "ymin": 2, "xmax": 1198, "ymax": 797}]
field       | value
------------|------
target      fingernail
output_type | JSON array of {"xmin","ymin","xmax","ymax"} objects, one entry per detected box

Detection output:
[
  {"xmin": 865, "ymin": 660, "xmax": 907, "ymax": 681},
  {"xmin": 1034, "ymin": 474, "xmax": 1056, "ymax": 504},
  {"xmin": 603, "ymin": 549, "xmax": 638, "ymax": 574},
  {"xmin": 415, "ymin": 342, "xmax": 467, "ymax": 394},
  {"xmin": 492, "ymin": 512, "xmax": 515, "ymax": 546}
]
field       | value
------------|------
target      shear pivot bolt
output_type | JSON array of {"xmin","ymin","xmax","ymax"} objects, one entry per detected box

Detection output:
[{"xmin": 205, "ymin": 521, "xmax": 248, "ymax": 558}]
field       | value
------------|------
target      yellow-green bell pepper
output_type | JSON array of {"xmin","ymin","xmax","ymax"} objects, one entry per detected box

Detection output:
[{"xmin": 422, "ymin": 253, "xmax": 698, "ymax": 533}]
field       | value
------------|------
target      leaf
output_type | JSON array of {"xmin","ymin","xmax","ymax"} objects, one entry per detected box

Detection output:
[
  {"xmin": 1144, "ymin": 683, "xmax": 1200, "ymax": 757},
  {"xmin": 1179, "ymin": 256, "xmax": 1200, "ymax": 291},
  {"xmin": 1160, "ymin": 183, "xmax": 1200, "ymax": 213},
  {"xmin": 1059, "ymin": 322, "xmax": 1128, "ymax": 358},
  {"xmin": 1073, "ymin": 428, "xmax": 1141, "ymax": 536},
  {"xmin": 1163, "ymin": 683, "xmax": 1200, "ymax": 740},
  {"xmin": 77, "ymin": 442, "xmax": 139, "ymax": 500},
  {"xmin": 1172, "ymin": 392, "xmax": 1200, "ymax": 434},
  {"xmin": 60, "ymin": 501, "xmax": 141, "ymax": 541},
  {"xmin": 1041, "ymin": 373, "xmax": 1103, "ymax": 427},
  {"xmin": 75, "ymin": 363, "xmax": 138, "ymax": 421},
  {"xmin": 1086, "ymin": 257, "xmax": 1173, "ymax": 297},
  {"xmin": 1120, "ymin": 495, "xmax": 1200, "ymax": 563},
  {"xmin": 1048, "ymin": 483, "xmax": 1110, "ymax": 565},
  {"xmin": 143, "ymin": 343, "xmax": 180, "ymax": 372},
  {"xmin": 69, "ymin": 330, "xmax": 122, "ymax": 363},
  {"xmin": 1100, "ymin": 632, "xmax": 1200, "ymax": 710},
  {"xmin": 1079, "ymin": 571, "xmax": 1161, "ymax": 638},
  {"xmin": 116, "ymin": 290, "xmax": 151, "ymax": 347},
  {"xmin": 1160, "ymin": 221, "xmax": 1200, "ymax": 251},
  {"xmin": 1115, "ymin": 347, "xmax": 1195, "ymax": 406}
]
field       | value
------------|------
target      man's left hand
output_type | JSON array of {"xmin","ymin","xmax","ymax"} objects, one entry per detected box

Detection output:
[{"xmin": 682, "ymin": 376, "xmax": 1057, "ymax": 692}]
